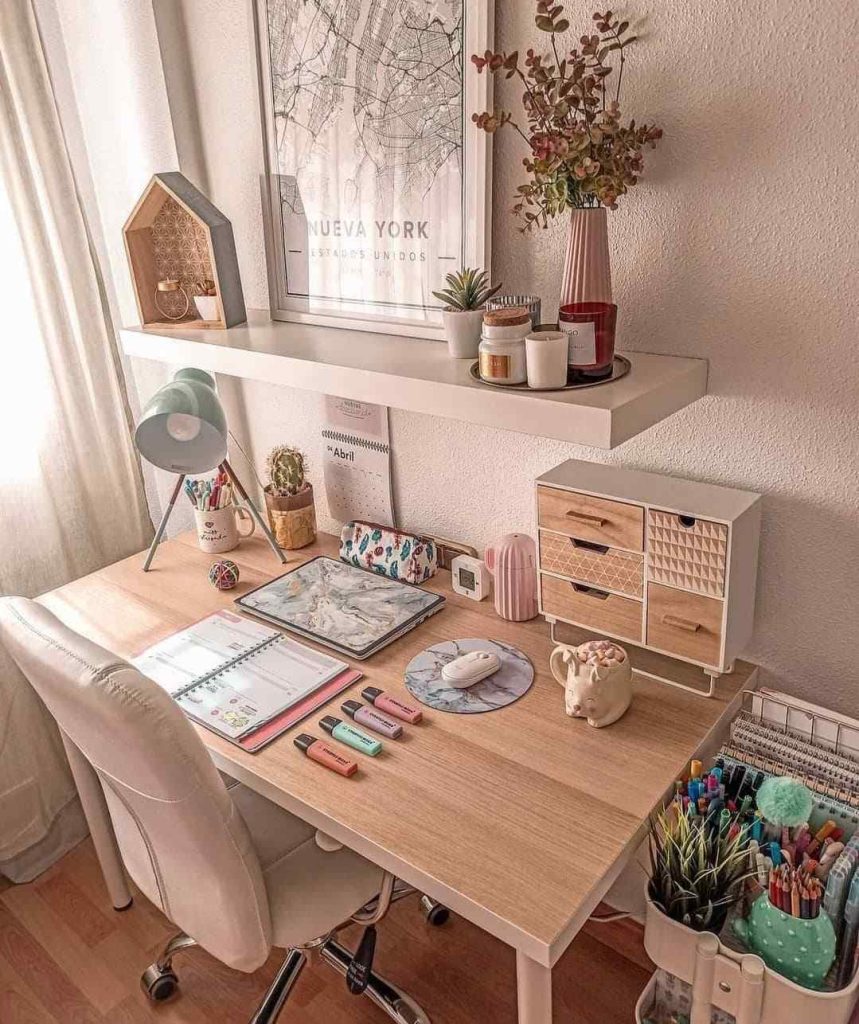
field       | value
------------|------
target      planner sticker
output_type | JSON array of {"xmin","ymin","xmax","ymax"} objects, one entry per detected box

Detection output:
[{"xmin": 322, "ymin": 396, "xmax": 395, "ymax": 525}]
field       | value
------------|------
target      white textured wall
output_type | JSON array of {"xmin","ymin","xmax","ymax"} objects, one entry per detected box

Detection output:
[{"xmin": 49, "ymin": 1, "xmax": 859, "ymax": 715}]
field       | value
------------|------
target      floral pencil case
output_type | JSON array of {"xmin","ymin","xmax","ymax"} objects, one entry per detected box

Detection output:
[{"xmin": 339, "ymin": 521, "xmax": 438, "ymax": 584}]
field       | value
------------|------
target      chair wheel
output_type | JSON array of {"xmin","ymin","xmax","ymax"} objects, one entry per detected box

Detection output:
[
  {"xmin": 420, "ymin": 895, "xmax": 450, "ymax": 926},
  {"xmin": 141, "ymin": 964, "xmax": 179, "ymax": 1002}
]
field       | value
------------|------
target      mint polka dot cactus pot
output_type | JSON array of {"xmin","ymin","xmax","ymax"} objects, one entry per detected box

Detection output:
[{"xmin": 733, "ymin": 892, "xmax": 835, "ymax": 989}]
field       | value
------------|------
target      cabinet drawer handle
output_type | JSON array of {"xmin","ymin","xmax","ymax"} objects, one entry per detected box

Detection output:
[
  {"xmin": 565, "ymin": 510, "xmax": 607, "ymax": 527},
  {"xmin": 662, "ymin": 614, "xmax": 701, "ymax": 633},
  {"xmin": 571, "ymin": 538, "xmax": 609, "ymax": 555},
  {"xmin": 572, "ymin": 583, "xmax": 610, "ymax": 601}
]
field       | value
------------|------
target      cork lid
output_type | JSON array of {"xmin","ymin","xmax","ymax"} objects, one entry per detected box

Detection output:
[{"xmin": 483, "ymin": 306, "xmax": 530, "ymax": 327}]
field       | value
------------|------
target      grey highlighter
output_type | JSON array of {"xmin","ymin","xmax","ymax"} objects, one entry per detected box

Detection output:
[{"xmin": 341, "ymin": 700, "xmax": 403, "ymax": 739}]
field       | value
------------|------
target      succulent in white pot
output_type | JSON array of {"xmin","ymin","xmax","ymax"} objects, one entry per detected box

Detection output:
[{"xmin": 432, "ymin": 267, "xmax": 502, "ymax": 358}]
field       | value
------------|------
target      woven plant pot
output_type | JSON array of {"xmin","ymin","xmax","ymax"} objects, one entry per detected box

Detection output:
[{"xmin": 264, "ymin": 483, "xmax": 316, "ymax": 549}]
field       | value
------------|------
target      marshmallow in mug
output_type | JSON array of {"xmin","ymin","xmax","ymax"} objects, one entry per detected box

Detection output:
[{"xmin": 576, "ymin": 638, "xmax": 627, "ymax": 668}]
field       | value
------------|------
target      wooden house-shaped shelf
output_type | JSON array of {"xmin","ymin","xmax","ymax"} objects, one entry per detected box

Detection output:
[{"xmin": 123, "ymin": 172, "xmax": 246, "ymax": 330}]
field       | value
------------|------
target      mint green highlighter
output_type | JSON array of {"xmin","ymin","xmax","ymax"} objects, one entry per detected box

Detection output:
[{"xmin": 320, "ymin": 716, "xmax": 382, "ymax": 757}]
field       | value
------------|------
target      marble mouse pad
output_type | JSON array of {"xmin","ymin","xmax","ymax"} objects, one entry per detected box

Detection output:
[{"xmin": 404, "ymin": 638, "xmax": 534, "ymax": 713}]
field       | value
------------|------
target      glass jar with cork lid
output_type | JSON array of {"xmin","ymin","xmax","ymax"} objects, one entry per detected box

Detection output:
[{"xmin": 478, "ymin": 306, "xmax": 531, "ymax": 384}]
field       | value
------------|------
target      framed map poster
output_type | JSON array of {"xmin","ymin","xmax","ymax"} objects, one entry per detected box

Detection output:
[{"xmin": 253, "ymin": 0, "xmax": 493, "ymax": 338}]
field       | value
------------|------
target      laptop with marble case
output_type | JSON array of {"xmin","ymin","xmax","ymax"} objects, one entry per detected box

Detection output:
[{"xmin": 235, "ymin": 556, "xmax": 445, "ymax": 660}]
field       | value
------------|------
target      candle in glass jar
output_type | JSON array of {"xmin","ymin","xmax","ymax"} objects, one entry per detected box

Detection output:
[{"xmin": 558, "ymin": 302, "xmax": 617, "ymax": 378}]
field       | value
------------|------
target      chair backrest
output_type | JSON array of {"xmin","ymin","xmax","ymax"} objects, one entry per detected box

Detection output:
[{"xmin": 0, "ymin": 597, "xmax": 271, "ymax": 972}]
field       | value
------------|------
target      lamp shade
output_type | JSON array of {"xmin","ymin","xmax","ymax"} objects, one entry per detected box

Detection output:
[{"xmin": 135, "ymin": 368, "xmax": 227, "ymax": 473}]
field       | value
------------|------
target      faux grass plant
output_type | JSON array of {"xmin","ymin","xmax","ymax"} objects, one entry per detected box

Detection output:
[{"xmin": 648, "ymin": 807, "xmax": 752, "ymax": 932}]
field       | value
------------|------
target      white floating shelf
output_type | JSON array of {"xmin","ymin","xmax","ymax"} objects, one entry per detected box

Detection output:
[{"xmin": 120, "ymin": 311, "xmax": 707, "ymax": 450}]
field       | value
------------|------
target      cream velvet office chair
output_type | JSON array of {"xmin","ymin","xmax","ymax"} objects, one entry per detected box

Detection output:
[{"xmin": 0, "ymin": 598, "xmax": 433, "ymax": 1024}]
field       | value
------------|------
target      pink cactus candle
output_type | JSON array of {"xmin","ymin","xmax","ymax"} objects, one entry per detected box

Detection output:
[{"xmin": 484, "ymin": 533, "xmax": 538, "ymax": 621}]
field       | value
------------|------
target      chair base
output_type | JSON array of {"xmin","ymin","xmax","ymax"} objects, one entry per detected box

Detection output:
[
  {"xmin": 140, "ymin": 962, "xmax": 180, "ymax": 1002},
  {"xmin": 320, "ymin": 938, "xmax": 431, "ymax": 1024},
  {"xmin": 248, "ymin": 949, "xmax": 307, "ymax": 1024},
  {"xmin": 141, "ymin": 932, "xmax": 198, "ymax": 1002},
  {"xmin": 141, "ymin": 930, "xmax": 432, "ymax": 1023}
]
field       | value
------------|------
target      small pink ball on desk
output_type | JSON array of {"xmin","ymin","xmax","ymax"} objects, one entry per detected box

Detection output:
[{"xmin": 208, "ymin": 559, "xmax": 240, "ymax": 591}]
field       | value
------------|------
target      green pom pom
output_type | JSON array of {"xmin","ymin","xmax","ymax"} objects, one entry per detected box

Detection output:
[{"xmin": 756, "ymin": 776, "xmax": 813, "ymax": 827}]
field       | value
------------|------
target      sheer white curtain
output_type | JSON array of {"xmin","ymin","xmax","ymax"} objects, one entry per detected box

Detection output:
[{"xmin": 0, "ymin": 0, "xmax": 153, "ymax": 880}]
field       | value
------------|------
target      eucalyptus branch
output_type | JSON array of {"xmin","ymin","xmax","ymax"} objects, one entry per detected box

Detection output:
[
  {"xmin": 514, "ymin": 67, "xmax": 553, "ymax": 135},
  {"xmin": 471, "ymin": 4, "xmax": 662, "ymax": 220}
]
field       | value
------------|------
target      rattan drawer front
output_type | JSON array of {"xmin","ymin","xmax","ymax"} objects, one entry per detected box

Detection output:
[
  {"xmin": 537, "ymin": 486, "xmax": 644, "ymax": 552},
  {"xmin": 646, "ymin": 583, "xmax": 723, "ymax": 667},
  {"xmin": 541, "ymin": 573, "xmax": 643, "ymax": 642},
  {"xmin": 647, "ymin": 510, "xmax": 728, "ymax": 598},
  {"xmin": 539, "ymin": 531, "xmax": 644, "ymax": 598}
]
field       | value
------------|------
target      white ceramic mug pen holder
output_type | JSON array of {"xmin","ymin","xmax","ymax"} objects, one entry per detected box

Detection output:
[{"xmin": 193, "ymin": 505, "xmax": 255, "ymax": 554}]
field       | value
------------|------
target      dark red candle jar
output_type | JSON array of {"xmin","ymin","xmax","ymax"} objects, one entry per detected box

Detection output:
[{"xmin": 558, "ymin": 302, "xmax": 617, "ymax": 379}]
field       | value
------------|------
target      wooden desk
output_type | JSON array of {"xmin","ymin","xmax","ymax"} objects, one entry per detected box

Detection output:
[{"xmin": 40, "ymin": 532, "xmax": 756, "ymax": 1023}]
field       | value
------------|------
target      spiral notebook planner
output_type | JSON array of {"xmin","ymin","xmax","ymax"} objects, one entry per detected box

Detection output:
[{"xmin": 134, "ymin": 609, "xmax": 356, "ymax": 744}]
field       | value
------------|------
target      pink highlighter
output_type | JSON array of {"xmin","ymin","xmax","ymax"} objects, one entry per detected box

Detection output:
[
  {"xmin": 361, "ymin": 686, "xmax": 423, "ymax": 724},
  {"xmin": 342, "ymin": 700, "xmax": 402, "ymax": 739}
]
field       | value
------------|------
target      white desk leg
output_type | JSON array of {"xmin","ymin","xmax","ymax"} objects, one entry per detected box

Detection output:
[
  {"xmin": 61, "ymin": 734, "xmax": 132, "ymax": 910},
  {"xmin": 516, "ymin": 951, "xmax": 552, "ymax": 1024}
]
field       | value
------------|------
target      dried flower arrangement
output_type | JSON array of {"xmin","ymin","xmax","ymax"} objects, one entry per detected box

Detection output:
[{"xmin": 471, "ymin": 4, "xmax": 663, "ymax": 228}]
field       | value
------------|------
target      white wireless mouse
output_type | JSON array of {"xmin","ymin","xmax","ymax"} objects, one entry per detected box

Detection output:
[{"xmin": 441, "ymin": 650, "xmax": 501, "ymax": 688}]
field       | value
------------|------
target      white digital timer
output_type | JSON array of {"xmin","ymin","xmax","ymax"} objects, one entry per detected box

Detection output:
[{"xmin": 450, "ymin": 554, "xmax": 491, "ymax": 602}]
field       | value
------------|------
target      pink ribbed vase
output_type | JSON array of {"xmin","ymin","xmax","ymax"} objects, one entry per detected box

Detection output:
[
  {"xmin": 560, "ymin": 207, "xmax": 613, "ymax": 306},
  {"xmin": 484, "ymin": 533, "xmax": 538, "ymax": 622}
]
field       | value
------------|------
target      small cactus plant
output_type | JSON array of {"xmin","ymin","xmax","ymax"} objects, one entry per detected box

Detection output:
[
  {"xmin": 432, "ymin": 267, "xmax": 501, "ymax": 311},
  {"xmin": 266, "ymin": 445, "xmax": 307, "ymax": 497}
]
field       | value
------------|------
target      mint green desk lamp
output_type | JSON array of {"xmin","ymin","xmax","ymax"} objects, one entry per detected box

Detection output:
[{"xmin": 135, "ymin": 368, "xmax": 286, "ymax": 571}]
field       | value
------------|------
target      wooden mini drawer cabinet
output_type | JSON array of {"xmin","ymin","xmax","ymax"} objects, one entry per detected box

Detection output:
[{"xmin": 536, "ymin": 460, "xmax": 762, "ymax": 678}]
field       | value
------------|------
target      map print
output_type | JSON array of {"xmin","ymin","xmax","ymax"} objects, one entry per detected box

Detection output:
[{"xmin": 265, "ymin": 0, "xmax": 464, "ymax": 316}]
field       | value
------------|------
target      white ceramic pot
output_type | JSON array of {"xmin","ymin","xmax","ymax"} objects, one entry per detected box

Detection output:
[
  {"xmin": 194, "ymin": 294, "xmax": 221, "ymax": 322},
  {"xmin": 442, "ymin": 308, "xmax": 484, "ymax": 358}
]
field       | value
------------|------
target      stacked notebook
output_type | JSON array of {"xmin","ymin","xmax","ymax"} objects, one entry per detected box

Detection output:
[
  {"xmin": 721, "ymin": 688, "xmax": 859, "ymax": 811},
  {"xmin": 134, "ymin": 609, "xmax": 361, "ymax": 751}
]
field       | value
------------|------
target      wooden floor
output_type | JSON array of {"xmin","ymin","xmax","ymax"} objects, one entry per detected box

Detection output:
[{"xmin": 0, "ymin": 839, "xmax": 653, "ymax": 1023}]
